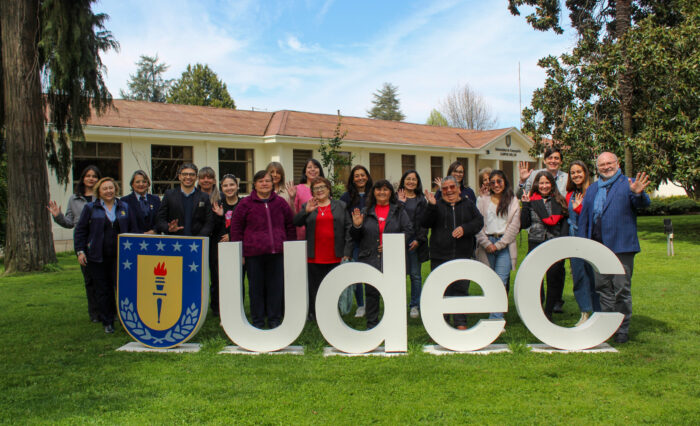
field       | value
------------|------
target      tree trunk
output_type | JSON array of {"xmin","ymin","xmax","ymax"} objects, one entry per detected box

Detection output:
[
  {"xmin": 1, "ymin": 0, "xmax": 57, "ymax": 273},
  {"xmin": 616, "ymin": 0, "xmax": 634, "ymax": 176}
]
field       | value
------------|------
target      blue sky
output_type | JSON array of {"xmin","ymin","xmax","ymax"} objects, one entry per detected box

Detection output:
[{"xmin": 95, "ymin": 0, "xmax": 576, "ymax": 128}]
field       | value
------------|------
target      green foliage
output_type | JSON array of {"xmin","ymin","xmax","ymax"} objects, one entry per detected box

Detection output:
[
  {"xmin": 425, "ymin": 108, "xmax": 448, "ymax": 127},
  {"xmin": 1, "ymin": 217, "xmax": 700, "ymax": 422},
  {"xmin": 639, "ymin": 196, "xmax": 700, "ymax": 216},
  {"xmin": 318, "ymin": 116, "xmax": 353, "ymax": 199},
  {"xmin": 39, "ymin": 0, "xmax": 120, "ymax": 185},
  {"xmin": 513, "ymin": 0, "xmax": 699, "ymax": 198},
  {"xmin": 120, "ymin": 54, "xmax": 171, "ymax": 102},
  {"xmin": 167, "ymin": 64, "xmax": 236, "ymax": 109},
  {"xmin": 367, "ymin": 82, "xmax": 405, "ymax": 121}
]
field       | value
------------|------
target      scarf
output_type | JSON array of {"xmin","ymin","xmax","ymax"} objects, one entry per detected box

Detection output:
[
  {"xmin": 593, "ymin": 168, "xmax": 621, "ymax": 224},
  {"xmin": 529, "ymin": 192, "xmax": 564, "ymax": 226}
]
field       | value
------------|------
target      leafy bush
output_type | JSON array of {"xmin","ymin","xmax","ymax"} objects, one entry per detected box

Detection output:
[{"xmin": 639, "ymin": 196, "xmax": 700, "ymax": 216}]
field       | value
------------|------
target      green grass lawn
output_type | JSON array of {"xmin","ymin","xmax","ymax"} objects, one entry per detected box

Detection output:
[{"xmin": 1, "ymin": 215, "xmax": 699, "ymax": 423}]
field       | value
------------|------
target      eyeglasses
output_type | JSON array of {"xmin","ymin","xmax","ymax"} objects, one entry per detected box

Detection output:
[
  {"xmin": 180, "ymin": 172, "xmax": 197, "ymax": 177},
  {"xmin": 312, "ymin": 186, "xmax": 328, "ymax": 192}
]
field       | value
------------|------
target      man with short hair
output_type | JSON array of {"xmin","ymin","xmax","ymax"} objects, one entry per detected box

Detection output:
[
  {"xmin": 519, "ymin": 147, "xmax": 568, "ymax": 197},
  {"xmin": 577, "ymin": 152, "xmax": 650, "ymax": 343},
  {"xmin": 156, "ymin": 163, "xmax": 214, "ymax": 237}
]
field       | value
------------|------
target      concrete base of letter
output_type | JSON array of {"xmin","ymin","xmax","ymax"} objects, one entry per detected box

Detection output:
[
  {"xmin": 116, "ymin": 342, "xmax": 202, "ymax": 353},
  {"xmin": 423, "ymin": 344, "xmax": 511, "ymax": 355},
  {"xmin": 218, "ymin": 345, "xmax": 305, "ymax": 355},
  {"xmin": 528, "ymin": 343, "xmax": 617, "ymax": 353},
  {"xmin": 323, "ymin": 347, "xmax": 406, "ymax": 357}
]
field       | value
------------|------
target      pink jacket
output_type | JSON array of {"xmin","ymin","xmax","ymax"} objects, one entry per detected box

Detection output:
[{"xmin": 475, "ymin": 195, "xmax": 520, "ymax": 270}]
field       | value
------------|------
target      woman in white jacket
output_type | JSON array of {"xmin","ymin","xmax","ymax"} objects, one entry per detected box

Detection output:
[{"xmin": 475, "ymin": 170, "xmax": 520, "ymax": 320}]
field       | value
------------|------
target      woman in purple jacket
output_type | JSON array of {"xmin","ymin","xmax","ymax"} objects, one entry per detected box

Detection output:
[{"xmin": 230, "ymin": 170, "xmax": 296, "ymax": 329}]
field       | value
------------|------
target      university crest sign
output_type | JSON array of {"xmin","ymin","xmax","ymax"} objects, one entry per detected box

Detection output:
[{"xmin": 117, "ymin": 234, "xmax": 209, "ymax": 348}]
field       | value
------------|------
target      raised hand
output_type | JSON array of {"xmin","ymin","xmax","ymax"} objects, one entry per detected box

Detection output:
[
  {"xmin": 285, "ymin": 181, "xmax": 297, "ymax": 199},
  {"xmin": 47, "ymin": 200, "xmax": 62, "ymax": 217},
  {"xmin": 212, "ymin": 203, "xmax": 224, "ymax": 216},
  {"xmin": 424, "ymin": 189, "xmax": 437, "ymax": 205},
  {"xmin": 629, "ymin": 172, "xmax": 650, "ymax": 194},
  {"xmin": 305, "ymin": 198, "xmax": 318, "ymax": 213},
  {"xmin": 433, "ymin": 177, "xmax": 443, "ymax": 190},
  {"xmin": 573, "ymin": 192, "xmax": 584, "ymax": 209},
  {"xmin": 397, "ymin": 188, "xmax": 407, "ymax": 202},
  {"xmin": 352, "ymin": 208, "xmax": 364, "ymax": 227},
  {"xmin": 519, "ymin": 161, "xmax": 532, "ymax": 183},
  {"xmin": 167, "ymin": 219, "xmax": 184, "ymax": 233},
  {"xmin": 521, "ymin": 192, "xmax": 530, "ymax": 202}
]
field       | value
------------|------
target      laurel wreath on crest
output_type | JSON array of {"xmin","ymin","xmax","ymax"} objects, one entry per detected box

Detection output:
[{"xmin": 120, "ymin": 298, "xmax": 198, "ymax": 344}]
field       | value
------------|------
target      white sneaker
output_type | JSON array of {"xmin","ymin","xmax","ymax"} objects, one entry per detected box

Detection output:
[
  {"xmin": 575, "ymin": 311, "xmax": 590, "ymax": 327},
  {"xmin": 409, "ymin": 306, "xmax": 420, "ymax": 319},
  {"xmin": 354, "ymin": 306, "xmax": 365, "ymax": 318}
]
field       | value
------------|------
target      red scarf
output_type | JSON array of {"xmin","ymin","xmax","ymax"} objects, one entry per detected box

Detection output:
[{"xmin": 529, "ymin": 193, "xmax": 564, "ymax": 226}]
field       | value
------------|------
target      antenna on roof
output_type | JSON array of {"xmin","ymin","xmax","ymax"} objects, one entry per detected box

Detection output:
[{"xmin": 337, "ymin": 109, "xmax": 340, "ymax": 118}]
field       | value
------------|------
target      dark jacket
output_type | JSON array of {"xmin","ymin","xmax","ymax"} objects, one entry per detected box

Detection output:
[
  {"xmin": 294, "ymin": 199, "xmax": 353, "ymax": 259},
  {"xmin": 401, "ymin": 196, "xmax": 429, "ymax": 263},
  {"xmin": 577, "ymin": 173, "xmax": 650, "ymax": 254},
  {"xmin": 74, "ymin": 199, "xmax": 138, "ymax": 263},
  {"xmin": 350, "ymin": 202, "xmax": 414, "ymax": 270},
  {"xmin": 521, "ymin": 195, "xmax": 568, "ymax": 243},
  {"xmin": 229, "ymin": 191, "xmax": 296, "ymax": 257},
  {"xmin": 421, "ymin": 197, "xmax": 483, "ymax": 261},
  {"xmin": 121, "ymin": 192, "xmax": 161, "ymax": 233},
  {"xmin": 340, "ymin": 191, "xmax": 368, "ymax": 212},
  {"xmin": 155, "ymin": 187, "xmax": 214, "ymax": 236}
]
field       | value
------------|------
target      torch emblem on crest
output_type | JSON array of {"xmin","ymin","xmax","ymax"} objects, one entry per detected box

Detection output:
[{"xmin": 153, "ymin": 262, "xmax": 167, "ymax": 323}]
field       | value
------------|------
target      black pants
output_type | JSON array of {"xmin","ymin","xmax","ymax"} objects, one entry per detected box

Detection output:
[
  {"xmin": 307, "ymin": 262, "xmax": 339, "ymax": 317},
  {"xmin": 80, "ymin": 264, "xmax": 100, "ymax": 321},
  {"xmin": 431, "ymin": 258, "xmax": 470, "ymax": 327},
  {"xmin": 246, "ymin": 254, "xmax": 284, "ymax": 329},
  {"xmin": 528, "ymin": 240, "xmax": 566, "ymax": 318},
  {"xmin": 86, "ymin": 257, "xmax": 117, "ymax": 326}
]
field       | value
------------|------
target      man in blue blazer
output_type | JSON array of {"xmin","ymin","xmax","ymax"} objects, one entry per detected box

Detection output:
[{"xmin": 577, "ymin": 152, "xmax": 650, "ymax": 343}]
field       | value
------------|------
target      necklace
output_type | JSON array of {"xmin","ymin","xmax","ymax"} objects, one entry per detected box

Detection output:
[{"xmin": 318, "ymin": 204, "xmax": 330, "ymax": 216}]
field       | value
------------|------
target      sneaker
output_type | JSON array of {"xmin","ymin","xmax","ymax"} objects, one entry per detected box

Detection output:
[
  {"xmin": 104, "ymin": 324, "xmax": 115, "ymax": 334},
  {"xmin": 354, "ymin": 306, "xmax": 365, "ymax": 318},
  {"xmin": 409, "ymin": 306, "xmax": 419, "ymax": 319},
  {"xmin": 575, "ymin": 311, "xmax": 590, "ymax": 327},
  {"xmin": 553, "ymin": 300, "xmax": 565, "ymax": 313}
]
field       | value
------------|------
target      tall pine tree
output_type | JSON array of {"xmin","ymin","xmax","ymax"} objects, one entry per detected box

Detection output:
[
  {"xmin": 121, "ymin": 54, "xmax": 171, "ymax": 102},
  {"xmin": 367, "ymin": 83, "xmax": 405, "ymax": 121},
  {"xmin": 167, "ymin": 64, "xmax": 235, "ymax": 109}
]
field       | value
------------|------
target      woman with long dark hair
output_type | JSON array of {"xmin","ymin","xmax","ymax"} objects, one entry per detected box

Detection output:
[
  {"xmin": 48, "ymin": 165, "xmax": 102, "ymax": 322},
  {"xmin": 74, "ymin": 177, "xmax": 137, "ymax": 333},
  {"xmin": 521, "ymin": 171, "xmax": 569, "ymax": 320},
  {"xmin": 230, "ymin": 170, "xmax": 296, "ymax": 329},
  {"xmin": 211, "ymin": 174, "xmax": 243, "ymax": 316},
  {"xmin": 397, "ymin": 170, "xmax": 428, "ymax": 319},
  {"xmin": 340, "ymin": 165, "xmax": 373, "ymax": 317},
  {"xmin": 267, "ymin": 162, "xmax": 293, "ymax": 209},
  {"xmin": 350, "ymin": 179, "xmax": 413, "ymax": 329},
  {"xmin": 475, "ymin": 170, "xmax": 520, "ymax": 320},
  {"xmin": 287, "ymin": 158, "xmax": 325, "ymax": 240},
  {"xmin": 435, "ymin": 160, "xmax": 477, "ymax": 202},
  {"xmin": 566, "ymin": 161, "xmax": 600, "ymax": 325},
  {"xmin": 294, "ymin": 177, "xmax": 352, "ymax": 321},
  {"xmin": 121, "ymin": 170, "xmax": 161, "ymax": 234}
]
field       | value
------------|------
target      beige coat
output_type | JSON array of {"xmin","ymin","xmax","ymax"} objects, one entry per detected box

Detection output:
[{"xmin": 475, "ymin": 195, "xmax": 520, "ymax": 270}]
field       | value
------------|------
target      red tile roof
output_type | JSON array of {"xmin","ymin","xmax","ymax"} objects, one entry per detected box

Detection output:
[{"xmin": 86, "ymin": 100, "xmax": 513, "ymax": 149}]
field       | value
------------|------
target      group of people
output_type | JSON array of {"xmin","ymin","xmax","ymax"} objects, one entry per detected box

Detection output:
[{"xmin": 51, "ymin": 150, "xmax": 649, "ymax": 344}]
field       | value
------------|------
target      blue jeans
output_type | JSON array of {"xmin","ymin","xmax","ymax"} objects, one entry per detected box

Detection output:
[
  {"xmin": 352, "ymin": 245, "xmax": 365, "ymax": 307},
  {"xmin": 571, "ymin": 257, "xmax": 601, "ymax": 313},
  {"xmin": 486, "ymin": 236, "xmax": 511, "ymax": 320},
  {"xmin": 407, "ymin": 250, "xmax": 422, "ymax": 308}
]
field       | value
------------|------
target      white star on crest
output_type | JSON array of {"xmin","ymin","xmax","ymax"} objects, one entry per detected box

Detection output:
[
  {"xmin": 155, "ymin": 241, "xmax": 165, "ymax": 251},
  {"xmin": 172, "ymin": 241, "xmax": 182, "ymax": 252},
  {"xmin": 122, "ymin": 240, "xmax": 132, "ymax": 250},
  {"xmin": 189, "ymin": 242, "xmax": 199, "ymax": 252},
  {"xmin": 188, "ymin": 262, "xmax": 199, "ymax": 272},
  {"xmin": 139, "ymin": 240, "xmax": 149, "ymax": 250},
  {"xmin": 122, "ymin": 259, "xmax": 132, "ymax": 270}
]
